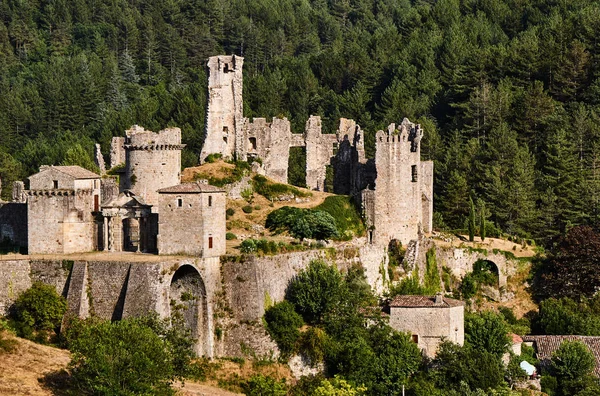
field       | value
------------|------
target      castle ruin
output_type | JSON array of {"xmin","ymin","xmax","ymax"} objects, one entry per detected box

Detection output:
[{"xmin": 200, "ymin": 55, "xmax": 433, "ymax": 245}]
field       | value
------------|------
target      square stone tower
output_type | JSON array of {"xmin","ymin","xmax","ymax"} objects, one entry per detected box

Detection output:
[
  {"xmin": 200, "ymin": 55, "xmax": 244, "ymax": 162},
  {"xmin": 157, "ymin": 181, "xmax": 226, "ymax": 257}
]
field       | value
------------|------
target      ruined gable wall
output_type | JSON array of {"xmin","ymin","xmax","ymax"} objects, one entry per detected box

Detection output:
[
  {"xmin": 420, "ymin": 161, "xmax": 434, "ymax": 233},
  {"xmin": 124, "ymin": 127, "xmax": 183, "ymax": 208},
  {"xmin": 201, "ymin": 55, "xmax": 244, "ymax": 162},
  {"xmin": 0, "ymin": 203, "xmax": 27, "ymax": 247},
  {"xmin": 110, "ymin": 137, "xmax": 126, "ymax": 168},
  {"xmin": 305, "ymin": 116, "xmax": 337, "ymax": 191},
  {"xmin": 244, "ymin": 117, "xmax": 292, "ymax": 184}
]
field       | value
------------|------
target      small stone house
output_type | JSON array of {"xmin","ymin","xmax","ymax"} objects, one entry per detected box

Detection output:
[
  {"xmin": 27, "ymin": 165, "xmax": 102, "ymax": 254},
  {"xmin": 388, "ymin": 293, "xmax": 464, "ymax": 357},
  {"xmin": 157, "ymin": 181, "xmax": 226, "ymax": 257}
]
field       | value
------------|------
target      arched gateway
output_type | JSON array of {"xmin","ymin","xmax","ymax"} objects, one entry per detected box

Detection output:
[{"xmin": 169, "ymin": 265, "xmax": 210, "ymax": 356}]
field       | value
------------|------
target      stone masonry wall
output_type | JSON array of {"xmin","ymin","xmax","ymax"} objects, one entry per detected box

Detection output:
[{"xmin": 0, "ymin": 203, "xmax": 27, "ymax": 247}]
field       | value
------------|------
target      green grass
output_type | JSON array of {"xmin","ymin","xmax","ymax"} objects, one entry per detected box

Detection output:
[
  {"xmin": 252, "ymin": 175, "xmax": 311, "ymax": 200},
  {"xmin": 315, "ymin": 196, "xmax": 365, "ymax": 240}
]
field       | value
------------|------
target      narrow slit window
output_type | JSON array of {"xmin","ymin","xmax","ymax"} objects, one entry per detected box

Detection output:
[
  {"xmin": 411, "ymin": 165, "xmax": 418, "ymax": 182},
  {"xmin": 208, "ymin": 195, "xmax": 212, "ymax": 207},
  {"xmin": 53, "ymin": 180, "xmax": 59, "ymax": 189},
  {"xmin": 177, "ymin": 198, "xmax": 183, "ymax": 207},
  {"xmin": 208, "ymin": 236, "xmax": 213, "ymax": 249}
]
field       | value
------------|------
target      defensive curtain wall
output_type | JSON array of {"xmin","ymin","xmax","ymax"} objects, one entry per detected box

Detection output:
[{"xmin": 0, "ymin": 239, "xmax": 518, "ymax": 358}]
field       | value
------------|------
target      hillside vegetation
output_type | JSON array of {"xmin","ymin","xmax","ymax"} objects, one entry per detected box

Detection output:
[{"xmin": 1, "ymin": 0, "xmax": 600, "ymax": 245}]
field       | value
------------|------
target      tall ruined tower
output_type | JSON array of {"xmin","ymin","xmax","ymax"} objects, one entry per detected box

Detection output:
[
  {"xmin": 200, "ymin": 55, "xmax": 244, "ymax": 162},
  {"xmin": 362, "ymin": 118, "xmax": 433, "ymax": 246},
  {"xmin": 124, "ymin": 125, "xmax": 185, "ymax": 208}
]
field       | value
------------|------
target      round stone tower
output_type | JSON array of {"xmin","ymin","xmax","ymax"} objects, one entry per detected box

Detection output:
[{"xmin": 124, "ymin": 125, "xmax": 185, "ymax": 209}]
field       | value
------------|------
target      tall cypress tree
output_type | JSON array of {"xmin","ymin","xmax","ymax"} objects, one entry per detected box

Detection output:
[{"xmin": 468, "ymin": 196, "xmax": 476, "ymax": 242}]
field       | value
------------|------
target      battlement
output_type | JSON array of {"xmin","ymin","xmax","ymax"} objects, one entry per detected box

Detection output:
[
  {"xmin": 26, "ymin": 189, "xmax": 94, "ymax": 197},
  {"xmin": 125, "ymin": 126, "xmax": 184, "ymax": 147}
]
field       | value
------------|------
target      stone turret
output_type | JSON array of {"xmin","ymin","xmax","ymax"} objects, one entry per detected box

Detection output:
[{"xmin": 123, "ymin": 125, "xmax": 185, "ymax": 208}]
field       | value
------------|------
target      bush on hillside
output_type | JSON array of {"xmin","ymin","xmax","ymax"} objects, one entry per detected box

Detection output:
[
  {"xmin": 264, "ymin": 301, "xmax": 304, "ymax": 359},
  {"xmin": 266, "ymin": 206, "xmax": 339, "ymax": 241},
  {"xmin": 66, "ymin": 316, "xmax": 194, "ymax": 395},
  {"xmin": 10, "ymin": 282, "xmax": 67, "ymax": 342}
]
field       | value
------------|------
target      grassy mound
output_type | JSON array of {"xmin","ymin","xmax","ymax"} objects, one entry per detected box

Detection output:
[{"xmin": 314, "ymin": 196, "xmax": 365, "ymax": 240}]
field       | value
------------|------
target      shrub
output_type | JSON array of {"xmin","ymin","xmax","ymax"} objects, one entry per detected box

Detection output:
[
  {"xmin": 242, "ymin": 375, "xmax": 288, "ymax": 396},
  {"xmin": 240, "ymin": 239, "xmax": 257, "ymax": 253},
  {"xmin": 226, "ymin": 208, "xmax": 235, "ymax": 218},
  {"xmin": 226, "ymin": 232, "xmax": 237, "ymax": 240},
  {"xmin": 10, "ymin": 282, "xmax": 67, "ymax": 342},
  {"xmin": 286, "ymin": 260, "xmax": 344, "ymax": 324},
  {"xmin": 67, "ymin": 317, "xmax": 184, "ymax": 395},
  {"xmin": 252, "ymin": 175, "xmax": 310, "ymax": 200},
  {"xmin": 242, "ymin": 205, "xmax": 253, "ymax": 213},
  {"xmin": 266, "ymin": 206, "xmax": 339, "ymax": 241},
  {"xmin": 204, "ymin": 153, "xmax": 222, "ymax": 163},
  {"xmin": 264, "ymin": 301, "xmax": 304, "ymax": 359},
  {"xmin": 315, "ymin": 196, "xmax": 365, "ymax": 240}
]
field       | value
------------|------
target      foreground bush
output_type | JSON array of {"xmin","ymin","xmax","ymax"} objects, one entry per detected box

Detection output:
[
  {"xmin": 264, "ymin": 301, "xmax": 304, "ymax": 359},
  {"xmin": 10, "ymin": 282, "xmax": 67, "ymax": 342},
  {"xmin": 66, "ymin": 316, "xmax": 192, "ymax": 395},
  {"xmin": 266, "ymin": 206, "xmax": 339, "ymax": 241}
]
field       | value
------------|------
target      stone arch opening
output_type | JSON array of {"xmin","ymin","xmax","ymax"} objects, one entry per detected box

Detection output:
[
  {"xmin": 122, "ymin": 218, "xmax": 139, "ymax": 251},
  {"xmin": 170, "ymin": 265, "xmax": 209, "ymax": 356},
  {"xmin": 472, "ymin": 259, "xmax": 500, "ymax": 288}
]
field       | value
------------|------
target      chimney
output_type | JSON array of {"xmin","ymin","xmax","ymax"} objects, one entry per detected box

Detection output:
[{"xmin": 435, "ymin": 292, "xmax": 444, "ymax": 305}]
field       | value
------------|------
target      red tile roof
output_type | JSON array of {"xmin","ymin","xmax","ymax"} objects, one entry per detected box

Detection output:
[
  {"xmin": 157, "ymin": 181, "xmax": 225, "ymax": 193},
  {"xmin": 522, "ymin": 335, "xmax": 600, "ymax": 376},
  {"xmin": 389, "ymin": 295, "xmax": 464, "ymax": 308}
]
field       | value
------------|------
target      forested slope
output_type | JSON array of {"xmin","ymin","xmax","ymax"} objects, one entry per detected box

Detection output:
[{"xmin": 0, "ymin": 0, "xmax": 599, "ymax": 243}]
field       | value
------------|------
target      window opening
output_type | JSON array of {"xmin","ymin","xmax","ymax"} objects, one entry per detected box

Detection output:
[
  {"xmin": 177, "ymin": 198, "xmax": 183, "ymax": 207},
  {"xmin": 208, "ymin": 236, "xmax": 213, "ymax": 249},
  {"xmin": 411, "ymin": 165, "xmax": 418, "ymax": 182},
  {"xmin": 208, "ymin": 196, "xmax": 212, "ymax": 207},
  {"xmin": 53, "ymin": 180, "xmax": 59, "ymax": 189}
]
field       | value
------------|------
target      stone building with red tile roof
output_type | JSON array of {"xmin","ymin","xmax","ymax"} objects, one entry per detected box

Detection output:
[{"xmin": 388, "ymin": 293, "xmax": 464, "ymax": 357}]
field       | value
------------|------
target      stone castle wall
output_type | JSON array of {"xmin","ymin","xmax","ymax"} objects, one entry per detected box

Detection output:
[
  {"xmin": 27, "ymin": 191, "xmax": 96, "ymax": 254},
  {"xmin": 0, "ymin": 203, "xmax": 27, "ymax": 247}
]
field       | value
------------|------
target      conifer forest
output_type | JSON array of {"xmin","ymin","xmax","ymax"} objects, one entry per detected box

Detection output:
[{"xmin": 0, "ymin": 0, "xmax": 599, "ymax": 243}]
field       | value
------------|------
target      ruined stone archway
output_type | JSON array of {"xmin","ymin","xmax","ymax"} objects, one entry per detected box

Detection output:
[
  {"xmin": 473, "ymin": 259, "xmax": 500, "ymax": 288},
  {"xmin": 170, "ymin": 265, "xmax": 209, "ymax": 356}
]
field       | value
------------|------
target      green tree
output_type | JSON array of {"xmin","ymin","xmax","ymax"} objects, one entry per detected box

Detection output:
[
  {"xmin": 264, "ymin": 301, "xmax": 304, "ymax": 359},
  {"xmin": 465, "ymin": 311, "xmax": 510, "ymax": 358},
  {"xmin": 68, "ymin": 318, "xmax": 178, "ymax": 396},
  {"xmin": 468, "ymin": 196, "xmax": 476, "ymax": 241},
  {"xmin": 242, "ymin": 375, "xmax": 288, "ymax": 396},
  {"xmin": 10, "ymin": 282, "xmax": 67, "ymax": 342},
  {"xmin": 286, "ymin": 260, "xmax": 344, "ymax": 324},
  {"xmin": 314, "ymin": 376, "xmax": 366, "ymax": 396},
  {"xmin": 551, "ymin": 340, "xmax": 596, "ymax": 395}
]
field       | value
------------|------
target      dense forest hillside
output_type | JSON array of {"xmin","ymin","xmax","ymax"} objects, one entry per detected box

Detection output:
[{"xmin": 0, "ymin": 0, "xmax": 599, "ymax": 243}]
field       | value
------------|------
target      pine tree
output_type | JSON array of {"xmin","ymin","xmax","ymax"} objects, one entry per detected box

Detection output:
[
  {"xmin": 479, "ymin": 201, "xmax": 486, "ymax": 242},
  {"xmin": 468, "ymin": 196, "xmax": 476, "ymax": 242}
]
